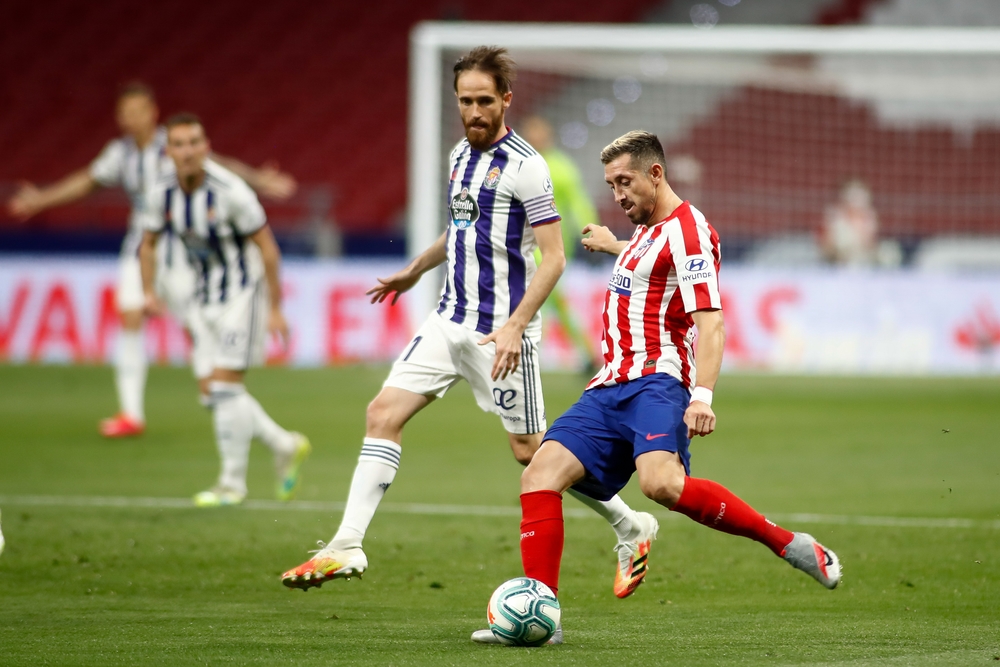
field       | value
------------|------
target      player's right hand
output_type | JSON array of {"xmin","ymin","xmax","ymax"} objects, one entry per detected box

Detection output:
[
  {"xmin": 684, "ymin": 400, "xmax": 716, "ymax": 438},
  {"xmin": 581, "ymin": 224, "xmax": 618, "ymax": 254},
  {"xmin": 367, "ymin": 268, "xmax": 420, "ymax": 306},
  {"xmin": 7, "ymin": 181, "xmax": 43, "ymax": 221},
  {"xmin": 142, "ymin": 292, "xmax": 165, "ymax": 318}
]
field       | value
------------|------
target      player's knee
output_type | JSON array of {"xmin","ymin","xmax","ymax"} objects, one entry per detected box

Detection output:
[
  {"xmin": 520, "ymin": 460, "xmax": 544, "ymax": 493},
  {"xmin": 366, "ymin": 395, "xmax": 403, "ymax": 437},
  {"xmin": 639, "ymin": 472, "xmax": 685, "ymax": 507}
]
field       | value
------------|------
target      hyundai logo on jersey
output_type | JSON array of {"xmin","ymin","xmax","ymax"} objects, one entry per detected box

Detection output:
[
  {"xmin": 685, "ymin": 258, "xmax": 708, "ymax": 272},
  {"xmin": 450, "ymin": 188, "xmax": 480, "ymax": 228}
]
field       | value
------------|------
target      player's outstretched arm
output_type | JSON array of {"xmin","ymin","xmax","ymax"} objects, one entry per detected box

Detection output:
[
  {"xmin": 249, "ymin": 225, "xmax": 290, "ymax": 347},
  {"xmin": 581, "ymin": 224, "xmax": 628, "ymax": 256},
  {"xmin": 212, "ymin": 154, "xmax": 298, "ymax": 201},
  {"xmin": 479, "ymin": 221, "xmax": 566, "ymax": 381},
  {"xmin": 367, "ymin": 231, "xmax": 448, "ymax": 306},
  {"xmin": 139, "ymin": 230, "xmax": 164, "ymax": 317},
  {"xmin": 685, "ymin": 308, "xmax": 726, "ymax": 438},
  {"xmin": 6, "ymin": 169, "xmax": 99, "ymax": 221}
]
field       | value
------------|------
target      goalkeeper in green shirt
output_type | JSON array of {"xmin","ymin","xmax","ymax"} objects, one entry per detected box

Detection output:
[{"xmin": 523, "ymin": 116, "xmax": 602, "ymax": 371}]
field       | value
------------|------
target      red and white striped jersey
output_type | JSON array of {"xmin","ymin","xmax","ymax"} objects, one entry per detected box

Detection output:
[{"xmin": 586, "ymin": 201, "xmax": 721, "ymax": 392}]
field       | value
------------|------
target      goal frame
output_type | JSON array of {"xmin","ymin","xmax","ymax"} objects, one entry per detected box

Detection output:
[{"xmin": 407, "ymin": 23, "xmax": 1000, "ymax": 316}]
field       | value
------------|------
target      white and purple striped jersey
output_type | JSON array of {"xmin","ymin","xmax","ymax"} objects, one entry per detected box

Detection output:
[
  {"xmin": 437, "ymin": 129, "xmax": 561, "ymax": 338},
  {"xmin": 142, "ymin": 160, "xmax": 266, "ymax": 306},
  {"xmin": 587, "ymin": 202, "xmax": 722, "ymax": 391},
  {"xmin": 90, "ymin": 126, "xmax": 176, "ymax": 257}
]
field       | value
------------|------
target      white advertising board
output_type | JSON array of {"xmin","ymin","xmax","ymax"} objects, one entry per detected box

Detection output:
[{"xmin": 1, "ymin": 257, "xmax": 997, "ymax": 375}]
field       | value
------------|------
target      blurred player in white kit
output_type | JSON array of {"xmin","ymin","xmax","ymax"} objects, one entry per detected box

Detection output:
[
  {"xmin": 139, "ymin": 113, "xmax": 309, "ymax": 506},
  {"xmin": 6, "ymin": 83, "xmax": 297, "ymax": 438}
]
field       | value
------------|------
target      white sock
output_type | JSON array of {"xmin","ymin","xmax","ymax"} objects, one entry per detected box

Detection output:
[
  {"xmin": 566, "ymin": 488, "xmax": 638, "ymax": 542},
  {"xmin": 330, "ymin": 438, "xmax": 402, "ymax": 550},
  {"xmin": 210, "ymin": 382, "xmax": 254, "ymax": 496},
  {"xmin": 246, "ymin": 394, "xmax": 295, "ymax": 455},
  {"xmin": 115, "ymin": 330, "xmax": 147, "ymax": 422}
]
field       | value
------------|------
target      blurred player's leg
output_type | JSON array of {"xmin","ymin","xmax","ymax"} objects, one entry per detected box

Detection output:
[
  {"xmin": 102, "ymin": 256, "xmax": 147, "ymax": 437},
  {"xmin": 196, "ymin": 380, "xmax": 253, "ymax": 506}
]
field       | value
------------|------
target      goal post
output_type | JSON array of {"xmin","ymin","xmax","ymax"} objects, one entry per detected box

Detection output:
[{"xmin": 408, "ymin": 23, "xmax": 1000, "ymax": 316}]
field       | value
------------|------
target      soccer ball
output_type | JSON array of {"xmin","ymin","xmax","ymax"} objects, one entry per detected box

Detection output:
[{"xmin": 487, "ymin": 577, "xmax": 561, "ymax": 646}]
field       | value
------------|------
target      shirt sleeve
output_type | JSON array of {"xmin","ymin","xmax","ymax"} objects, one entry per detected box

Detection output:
[
  {"xmin": 89, "ymin": 139, "xmax": 125, "ymax": 188},
  {"xmin": 514, "ymin": 154, "xmax": 561, "ymax": 227},
  {"xmin": 230, "ymin": 181, "xmax": 267, "ymax": 235},
  {"xmin": 140, "ymin": 187, "xmax": 167, "ymax": 233},
  {"xmin": 668, "ymin": 212, "xmax": 722, "ymax": 313}
]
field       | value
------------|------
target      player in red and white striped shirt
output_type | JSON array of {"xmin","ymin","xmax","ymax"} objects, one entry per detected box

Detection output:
[{"xmin": 512, "ymin": 131, "xmax": 842, "ymax": 617}]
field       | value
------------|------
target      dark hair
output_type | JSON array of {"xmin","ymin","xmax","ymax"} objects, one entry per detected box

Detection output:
[
  {"xmin": 453, "ymin": 46, "xmax": 516, "ymax": 94},
  {"xmin": 165, "ymin": 112, "xmax": 203, "ymax": 130},
  {"xmin": 117, "ymin": 81, "xmax": 156, "ymax": 103},
  {"xmin": 600, "ymin": 130, "xmax": 667, "ymax": 175}
]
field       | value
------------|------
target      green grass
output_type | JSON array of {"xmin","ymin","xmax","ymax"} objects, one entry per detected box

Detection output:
[{"xmin": 0, "ymin": 365, "xmax": 998, "ymax": 666}]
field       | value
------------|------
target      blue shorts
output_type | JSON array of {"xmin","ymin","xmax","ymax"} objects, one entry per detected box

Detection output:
[{"xmin": 544, "ymin": 374, "xmax": 691, "ymax": 501}]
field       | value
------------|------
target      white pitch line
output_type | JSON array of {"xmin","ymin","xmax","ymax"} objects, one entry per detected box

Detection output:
[{"xmin": 0, "ymin": 495, "xmax": 998, "ymax": 530}]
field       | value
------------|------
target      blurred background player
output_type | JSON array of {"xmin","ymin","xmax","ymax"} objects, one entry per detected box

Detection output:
[
  {"xmin": 505, "ymin": 133, "xmax": 840, "ymax": 633},
  {"xmin": 819, "ymin": 178, "xmax": 880, "ymax": 267},
  {"xmin": 521, "ymin": 115, "xmax": 602, "ymax": 372},
  {"xmin": 139, "ymin": 113, "xmax": 309, "ymax": 506},
  {"xmin": 6, "ymin": 82, "xmax": 297, "ymax": 438},
  {"xmin": 281, "ymin": 48, "xmax": 653, "ymax": 606}
]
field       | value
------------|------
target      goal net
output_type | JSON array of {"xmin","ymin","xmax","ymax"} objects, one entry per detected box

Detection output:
[{"xmin": 408, "ymin": 24, "xmax": 1000, "ymax": 311}]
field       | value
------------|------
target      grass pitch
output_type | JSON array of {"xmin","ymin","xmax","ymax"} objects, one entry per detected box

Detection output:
[{"xmin": 0, "ymin": 364, "xmax": 998, "ymax": 666}]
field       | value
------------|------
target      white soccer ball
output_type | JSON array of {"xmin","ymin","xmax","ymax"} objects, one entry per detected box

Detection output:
[{"xmin": 487, "ymin": 576, "xmax": 561, "ymax": 646}]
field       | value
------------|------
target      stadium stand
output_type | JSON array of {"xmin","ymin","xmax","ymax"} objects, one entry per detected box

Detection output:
[{"xmin": 0, "ymin": 0, "xmax": 660, "ymax": 251}]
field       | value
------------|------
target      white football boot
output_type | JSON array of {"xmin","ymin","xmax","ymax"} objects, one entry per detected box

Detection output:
[
  {"xmin": 281, "ymin": 541, "xmax": 368, "ymax": 590},
  {"xmin": 471, "ymin": 623, "xmax": 563, "ymax": 645},
  {"xmin": 782, "ymin": 532, "xmax": 842, "ymax": 589}
]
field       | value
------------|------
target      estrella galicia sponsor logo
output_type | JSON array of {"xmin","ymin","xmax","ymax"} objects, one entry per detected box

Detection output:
[
  {"xmin": 483, "ymin": 166, "xmax": 502, "ymax": 190},
  {"xmin": 450, "ymin": 188, "xmax": 480, "ymax": 229},
  {"xmin": 493, "ymin": 388, "xmax": 517, "ymax": 410},
  {"xmin": 685, "ymin": 258, "xmax": 708, "ymax": 272},
  {"xmin": 608, "ymin": 269, "xmax": 632, "ymax": 296}
]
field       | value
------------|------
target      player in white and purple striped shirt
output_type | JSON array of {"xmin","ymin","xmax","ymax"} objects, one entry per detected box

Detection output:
[{"xmin": 283, "ymin": 48, "xmax": 651, "ymax": 610}]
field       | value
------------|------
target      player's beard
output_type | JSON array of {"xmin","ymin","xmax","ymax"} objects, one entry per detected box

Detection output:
[{"xmin": 465, "ymin": 115, "xmax": 503, "ymax": 151}]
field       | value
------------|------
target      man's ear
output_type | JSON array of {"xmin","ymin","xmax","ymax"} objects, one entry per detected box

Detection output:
[{"xmin": 649, "ymin": 162, "xmax": 664, "ymax": 184}]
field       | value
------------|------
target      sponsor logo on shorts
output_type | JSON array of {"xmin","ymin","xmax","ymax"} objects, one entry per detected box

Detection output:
[
  {"xmin": 645, "ymin": 433, "xmax": 669, "ymax": 441},
  {"xmin": 493, "ymin": 388, "xmax": 517, "ymax": 410},
  {"xmin": 500, "ymin": 414, "xmax": 521, "ymax": 423}
]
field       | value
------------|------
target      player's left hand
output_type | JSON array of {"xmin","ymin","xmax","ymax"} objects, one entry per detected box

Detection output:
[
  {"xmin": 268, "ymin": 308, "xmax": 290, "ymax": 349},
  {"xmin": 253, "ymin": 162, "xmax": 298, "ymax": 201},
  {"xmin": 7, "ymin": 181, "xmax": 43, "ymax": 221},
  {"xmin": 684, "ymin": 400, "xmax": 716, "ymax": 438},
  {"xmin": 478, "ymin": 322, "xmax": 524, "ymax": 381}
]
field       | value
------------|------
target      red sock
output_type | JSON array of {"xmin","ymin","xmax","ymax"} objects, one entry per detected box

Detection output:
[
  {"xmin": 672, "ymin": 477, "xmax": 794, "ymax": 556},
  {"xmin": 519, "ymin": 490, "xmax": 564, "ymax": 596}
]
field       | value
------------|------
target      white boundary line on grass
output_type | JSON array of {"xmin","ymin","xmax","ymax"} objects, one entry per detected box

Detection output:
[{"xmin": 0, "ymin": 495, "xmax": 998, "ymax": 530}]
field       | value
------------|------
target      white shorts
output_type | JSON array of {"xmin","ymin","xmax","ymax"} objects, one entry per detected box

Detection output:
[
  {"xmin": 188, "ymin": 282, "xmax": 269, "ymax": 379},
  {"xmin": 384, "ymin": 312, "xmax": 546, "ymax": 435},
  {"xmin": 115, "ymin": 235, "xmax": 196, "ymax": 324}
]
